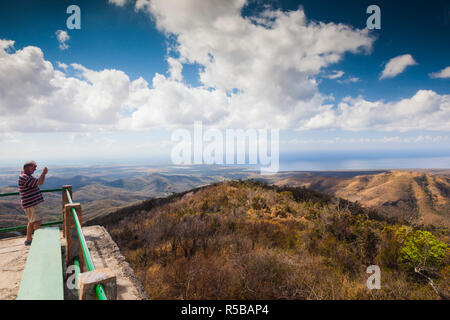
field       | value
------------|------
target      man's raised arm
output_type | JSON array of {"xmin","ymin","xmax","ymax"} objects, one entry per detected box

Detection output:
[{"xmin": 38, "ymin": 167, "xmax": 48, "ymax": 186}]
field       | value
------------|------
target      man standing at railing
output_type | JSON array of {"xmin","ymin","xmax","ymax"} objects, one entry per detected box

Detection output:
[{"xmin": 18, "ymin": 161, "xmax": 48, "ymax": 246}]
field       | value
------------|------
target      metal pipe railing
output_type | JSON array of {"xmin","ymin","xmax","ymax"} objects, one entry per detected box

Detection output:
[
  {"xmin": 0, "ymin": 220, "xmax": 62, "ymax": 233},
  {"xmin": 0, "ymin": 188, "xmax": 63, "ymax": 233},
  {"xmin": 65, "ymin": 189, "xmax": 107, "ymax": 300},
  {"xmin": 0, "ymin": 188, "xmax": 62, "ymax": 197}
]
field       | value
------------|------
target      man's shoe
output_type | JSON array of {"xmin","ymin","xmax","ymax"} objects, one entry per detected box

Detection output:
[{"xmin": 24, "ymin": 239, "xmax": 32, "ymax": 246}]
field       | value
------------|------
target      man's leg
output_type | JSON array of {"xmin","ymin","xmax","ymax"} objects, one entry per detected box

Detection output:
[
  {"xmin": 33, "ymin": 220, "xmax": 42, "ymax": 232},
  {"xmin": 31, "ymin": 205, "xmax": 42, "ymax": 234},
  {"xmin": 26, "ymin": 221, "xmax": 33, "ymax": 241}
]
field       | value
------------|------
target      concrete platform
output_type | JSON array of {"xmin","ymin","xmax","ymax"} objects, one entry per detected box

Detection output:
[{"xmin": 0, "ymin": 225, "xmax": 148, "ymax": 300}]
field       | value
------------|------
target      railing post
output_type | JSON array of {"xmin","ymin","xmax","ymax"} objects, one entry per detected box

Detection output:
[
  {"xmin": 78, "ymin": 269, "xmax": 117, "ymax": 300},
  {"xmin": 64, "ymin": 203, "xmax": 85, "ymax": 273},
  {"xmin": 62, "ymin": 185, "xmax": 72, "ymax": 238}
]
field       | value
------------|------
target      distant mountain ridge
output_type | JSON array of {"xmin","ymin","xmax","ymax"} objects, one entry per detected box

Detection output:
[{"xmin": 273, "ymin": 170, "xmax": 450, "ymax": 227}]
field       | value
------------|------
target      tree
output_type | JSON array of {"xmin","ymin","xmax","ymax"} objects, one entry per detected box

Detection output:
[{"xmin": 396, "ymin": 227, "xmax": 449, "ymax": 299}]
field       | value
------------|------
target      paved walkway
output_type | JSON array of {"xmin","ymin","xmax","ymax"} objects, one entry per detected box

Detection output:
[{"xmin": 0, "ymin": 225, "xmax": 148, "ymax": 300}]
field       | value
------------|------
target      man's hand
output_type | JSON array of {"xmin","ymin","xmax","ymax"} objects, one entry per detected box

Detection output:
[{"xmin": 38, "ymin": 167, "xmax": 48, "ymax": 186}]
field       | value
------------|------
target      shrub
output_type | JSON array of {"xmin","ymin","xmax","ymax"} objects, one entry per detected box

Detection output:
[{"xmin": 396, "ymin": 227, "xmax": 448, "ymax": 271}]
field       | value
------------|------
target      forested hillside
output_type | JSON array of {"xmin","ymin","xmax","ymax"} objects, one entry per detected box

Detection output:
[{"xmin": 98, "ymin": 180, "xmax": 450, "ymax": 299}]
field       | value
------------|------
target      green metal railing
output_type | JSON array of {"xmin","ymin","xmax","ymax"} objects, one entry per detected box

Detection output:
[
  {"xmin": 0, "ymin": 220, "xmax": 62, "ymax": 233},
  {"xmin": 65, "ymin": 189, "xmax": 107, "ymax": 300},
  {"xmin": 0, "ymin": 188, "xmax": 63, "ymax": 233},
  {"xmin": 0, "ymin": 188, "xmax": 62, "ymax": 198}
]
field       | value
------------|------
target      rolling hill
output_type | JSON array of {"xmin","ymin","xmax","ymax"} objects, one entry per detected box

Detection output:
[{"xmin": 273, "ymin": 170, "xmax": 450, "ymax": 227}]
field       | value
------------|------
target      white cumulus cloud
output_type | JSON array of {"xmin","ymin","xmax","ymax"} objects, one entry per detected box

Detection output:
[
  {"xmin": 0, "ymin": 40, "xmax": 130, "ymax": 132},
  {"xmin": 126, "ymin": 0, "xmax": 375, "ymax": 129},
  {"xmin": 325, "ymin": 70, "xmax": 345, "ymax": 79},
  {"xmin": 108, "ymin": 0, "xmax": 128, "ymax": 6},
  {"xmin": 337, "ymin": 77, "xmax": 359, "ymax": 84},
  {"xmin": 429, "ymin": 66, "xmax": 450, "ymax": 79},
  {"xmin": 55, "ymin": 30, "xmax": 70, "ymax": 50},
  {"xmin": 305, "ymin": 90, "xmax": 450, "ymax": 131},
  {"xmin": 380, "ymin": 54, "xmax": 417, "ymax": 79}
]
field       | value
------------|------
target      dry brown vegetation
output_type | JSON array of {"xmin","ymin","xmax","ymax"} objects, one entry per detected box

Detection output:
[{"xmin": 102, "ymin": 180, "xmax": 449, "ymax": 300}]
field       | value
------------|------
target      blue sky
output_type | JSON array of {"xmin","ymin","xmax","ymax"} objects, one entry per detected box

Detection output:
[{"xmin": 0, "ymin": 0, "xmax": 449, "ymax": 170}]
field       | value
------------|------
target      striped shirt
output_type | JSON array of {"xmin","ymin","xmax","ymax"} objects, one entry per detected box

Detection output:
[{"xmin": 18, "ymin": 171, "xmax": 44, "ymax": 209}]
